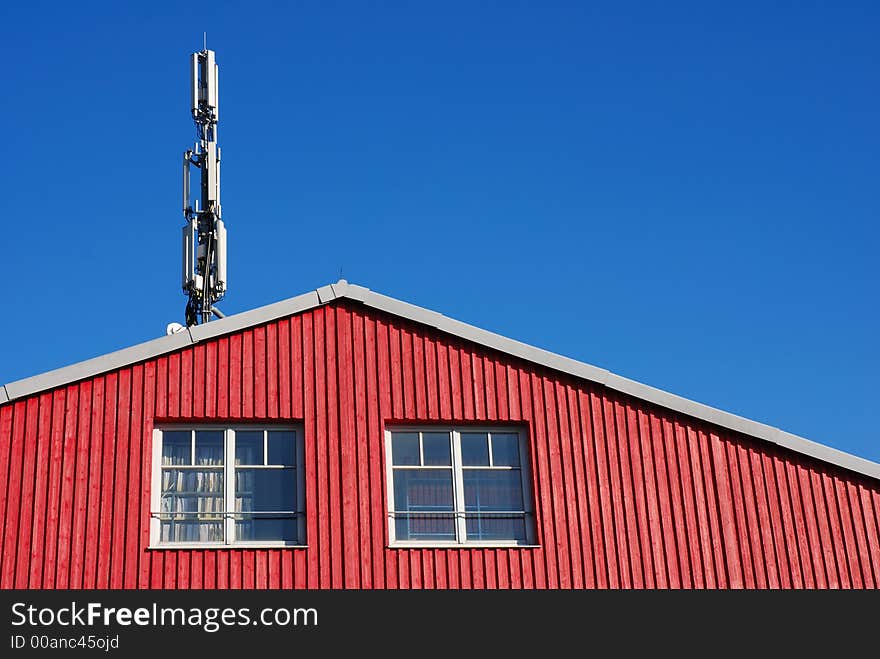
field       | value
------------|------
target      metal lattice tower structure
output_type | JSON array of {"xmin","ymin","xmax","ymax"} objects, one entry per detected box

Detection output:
[{"xmin": 181, "ymin": 48, "xmax": 227, "ymax": 326}]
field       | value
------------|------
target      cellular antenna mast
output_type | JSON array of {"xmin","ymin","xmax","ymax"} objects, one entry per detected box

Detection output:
[{"xmin": 181, "ymin": 48, "xmax": 227, "ymax": 326}]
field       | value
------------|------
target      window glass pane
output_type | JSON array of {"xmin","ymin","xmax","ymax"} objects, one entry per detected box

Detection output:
[
  {"xmin": 195, "ymin": 430, "xmax": 224, "ymax": 465},
  {"xmin": 491, "ymin": 433, "xmax": 520, "ymax": 467},
  {"xmin": 463, "ymin": 469, "xmax": 524, "ymax": 512},
  {"xmin": 391, "ymin": 432, "xmax": 420, "ymax": 466},
  {"xmin": 422, "ymin": 432, "xmax": 451, "ymax": 466},
  {"xmin": 394, "ymin": 514, "xmax": 456, "ymax": 542},
  {"xmin": 162, "ymin": 431, "xmax": 191, "ymax": 465},
  {"xmin": 235, "ymin": 430, "xmax": 264, "ymax": 465},
  {"xmin": 161, "ymin": 519, "xmax": 224, "ymax": 543},
  {"xmin": 161, "ymin": 468, "xmax": 224, "ymax": 496},
  {"xmin": 235, "ymin": 516, "xmax": 297, "ymax": 542},
  {"xmin": 461, "ymin": 432, "xmax": 490, "ymax": 466},
  {"xmin": 267, "ymin": 430, "xmax": 296, "ymax": 465},
  {"xmin": 236, "ymin": 468, "xmax": 296, "ymax": 512},
  {"xmin": 392, "ymin": 469, "xmax": 454, "ymax": 512},
  {"xmin": 465, "ymin": 515, "xmax": 526, "ymax": 542}
]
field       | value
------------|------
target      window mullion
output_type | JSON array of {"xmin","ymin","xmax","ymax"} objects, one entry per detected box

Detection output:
[
  {"xmin": 451, "ymin": 430, "xmax": 467, "ymax": 543},
  {"xmin": 225, "ymin": 429, "xmax": 235, "ymax": 545}
]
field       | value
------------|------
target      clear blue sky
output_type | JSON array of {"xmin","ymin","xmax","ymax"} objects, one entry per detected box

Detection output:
[{"xmin": 1, "ymin": 2, "xmax": 877, "ymax": 462}]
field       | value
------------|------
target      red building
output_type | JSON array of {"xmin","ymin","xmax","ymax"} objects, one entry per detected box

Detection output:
[{"xmin": 1, "ymin": 280, "xmax": 878, "ymax": 589}]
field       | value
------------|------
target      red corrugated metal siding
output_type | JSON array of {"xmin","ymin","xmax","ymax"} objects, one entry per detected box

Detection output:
[{"xmin": 1, "ymin": 300, "xmax": 878, "ymax": 589}]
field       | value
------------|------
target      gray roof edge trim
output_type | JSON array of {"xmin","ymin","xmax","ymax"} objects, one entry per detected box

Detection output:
[
  {"xmin": 2, "ymin": 279, "xmax": 877, "ymax": 481},
  {"xmin": 3, "ymin": 331, "xmax": 194, "ymax": 401},
  {"xmin": 189, "ymin": 290, "xmax": 321, "ymax": 342},
  {"xmin": 357, "ymin": 289, "xmax": 612, "ymax": 383}
]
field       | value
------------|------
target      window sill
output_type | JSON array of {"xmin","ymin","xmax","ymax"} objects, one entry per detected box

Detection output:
[
  {"xmin": 147, "ymin": 544, "xmax": 308, "ymax": 550},
  {"xmin": 388, "ymin": 543, "xmax": 541, "ymax": 550}
]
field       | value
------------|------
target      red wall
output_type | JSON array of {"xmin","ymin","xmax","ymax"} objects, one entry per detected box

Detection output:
[{"xmin": 1, "ymin": 300, "xmax": 879, "ymax": 588}]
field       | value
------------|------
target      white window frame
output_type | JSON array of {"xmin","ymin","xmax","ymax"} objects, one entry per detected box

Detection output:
[
  {"xmin": 384, "ymin": 425, "xmax": 537, "ymax": 548},
  {"xmin": 150, "ymin": 424, "xmax": 306, "ymax": 549}
]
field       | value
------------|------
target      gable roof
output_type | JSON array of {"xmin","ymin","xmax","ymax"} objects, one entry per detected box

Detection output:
[{"xmin": 2, "ymin": 279, "xmax": 878, "ymax": 481}]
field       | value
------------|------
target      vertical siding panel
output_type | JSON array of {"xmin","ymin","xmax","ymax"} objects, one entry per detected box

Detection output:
[
  {"xmin": 818, "ymin": 472, "xmax": 850, "ymax": 588},
  {"xmin": 138, "ymin": 363, "xmax": 155, "ymax": 589},
  {"xmin": 366, "ymin": 317, "xmax": 386, "ymax": 589},
  {"xmin": 673, "ymin": 421, "xmax": 703, "ymax": 588},
  {"xmin": 650, "ymin": 413, "xmax": 679, "ymax": 588},
  {"xmin": 163, "ymin": 551, "xmax": 176, "ymax": 588},
  {"xmin": 109, "ymin": 372, "xmax": 131, "ymax": 589},
  {"xmin": 70, "ymin": 381, "xmax": 93, "ymax": 588},
  {"xmin": 659, "ymin": 418, "xmax": 688, "ymax": 588},
  {"xmin": 180, "ymin": 348, "xmax": 194, "ymax": 419},
  {"xmin": 588, "ymin": 392, "xmax": 618, "ymax": 587},
  {"xmin": 242, "ymin": 550, "xmax": 255, "ymax": 589},
  {"xmin": 448, "ymin": 345, "xmax": 462, "ymax": 421},
  {"xmin": 228, "ymin": 333, "xmax": 242, "ymax": 419},
  {"xmin": 325, "ymin": 309, "xmax": 343, "ymax": 588},
  {"xmin": 191, "ymin": 550, "xmax": 204, "ymax": 589},
  {"xmin": 602, "ymin": 397, "xmax": 631, "ymax": 588},
  {"xmin": 613, "ymin": 402, "xmax": 643, "ymax": 588},
  {"xmin": 302, "ymin": 311, "xmax": 319, "ymax": 588},
  {"xmin": 266, "ymin": 322, "xmax": 279, "ymax": 419},
  {"xmin": 124, "ymin": 366, "xmax": 144, "ymax": 589},
  {"xmin": 734, "ymin": 443, "xmax": 765, "ymax": 588},
  {"xmin": 412, "ymin": 333, "xmax": 427, "ymax": 418},
  {"xmin": 389, "ymin": 325, "xmax": 403, "ymax": 421},
  {"xmin": 352, "ymin": 312, "xmax": 372, "ymax": 588},
  {"xmin": 255, "ymin": 550, "xmax": 268, "ymax": 588},
  {"xmin": 566, "ymin": 385, "xmax": 594, "ymax": 587},
  {"xmin": 637, "ymin": 411, "xmax": 667, "ymax": 587},
  {"xmin": 624, "ymin": 404, "xmax": 654, "ymax": 588},
  {"xmin": 789, "ymin": 462, "xmax": 821, "ymax": 587},
  {"xmin": 0, "ymin": 405, "xmax": 15, "ymax": 578},
  {"xmin": 150, "ymin": 551, "xmax": 164, "ymax": 589},
  {"xmin": 770, "ymin": 457, "xmax": 803, "ymax": 588},
  {"xmin": 55, "ymin": 386, "xmax": 81, "ymax": 588},
  {"xmin": 14, "ymin": 397, "xmax": 39, "ymax": 587},
  {"xmin": 97, "ymin": 375, "xmax": 117, "ymax": 588},
  {"xmin": 28, "ymin": 393, "xmax": 54, "ymax": 588},
  {"xmin": 834, "ymin": 478, "xmax": 863, "ymax": 588},
  {"xmin": 253, "ymin": 326, "xmax": 267, "ymax": 419},
  {"xmin": 809, "ymin": 469, "xmax": 841, "ymax": 587},
  {"xmin": 530, "ymin": 373, "xmax": 558, "ymax": 588},
  {"xmin": 578, "ymin": 391, "xmax": 607, "ymax": 587},
  {"xmin": 472, "ymin": 353, "xmax": 486, "ymax": 421},
  {"xmin": 460, "ymin": 351, "xmax": 475, "ymax": 420},
  {"xmin": 849, "ymin": 484, "xmax": 876, "ymax": 588},
  {"xmin": 167, "ymin": 353, "xmax": 180, "ymax": 418},
  {"xmin": 155, "ymin": 356, "xmax": 168, "ymax": 418},
  {"xmin": 516, "ymin": 369, "xmax": 537, "ymax": 589},
  {"xmin": 314, "ymin": 309, "xmax": 331, "ymax": 588},
  {"xmin": 436, "ymin": 343, "xmax": 452, "ymax": 420},
  {"xmin": 216, "ymin": 550, "xmax": 229, "ymax": 589},
  {"xmin": 506, "ymin": 365, "xmax": 520, "ymax": 420},
  {"xmin": 554, "ymin": 382, "xmax": 583, "ymax": 588},
  {"xmin": 228, "ymin": 549, "xmax": 241, "ymax": 589},
  {"xmin": 697, "ymin": 430, "xmax": 726, "ymax": 588},
  {"xmin": 858, "ymin": 486, "xmax": 880, "ymax": 586},
  {"xmin": 710, "ymin": 433, "xmax": 743, "ymax": 587},
  {"xmin": 217, "ymin": 337, "xmax": 229, "ymax": 418},
  {"xmin": 483, "ymin": 356, "xmax": 497, "ymax": 421},
  {"xmin": 794, "ymin": 465, "xmax": 826, "ymax": 587},
  {"xmin": 685, "ymin": 427, "xmax": 715, "ymax": 588},
  {"xmin": 268, "ymin": 550, "xmax": 280, "ymax": 589},
  {"xmin": 724, "ymin": 441, "xmax": 755, "ymax": 588},
  {"xmin": 543, "ymin": 378, "xmax": 571, "ymax": 588},
  {"xmin": 424, "ymin": 338, "xmax": 439, "ymax": 420},
  {"xmin": 337, "ymin": 307, "xmax": 359, "ymax": 588},
  {"xmin": 241, "ymin": 331, "xmax": 255, "ymax": 419},
  {"xmin": 746, "ymin": 446, "xmax": 778, "ymax": 588},
  {"xmin": 758, "ymin": 453, "xmax": 791, "ymax": 588},
  {"xmin": 205, "ymin": 339, "xmax": 217, "ymax": 418},
  {"xmin": 291, "ymin": 316, "xmax": 304, "ymax": 420},
  {"xmin": 401, "ymin": 329, "xmax": 416, "ymax": 419},
  {"xmin": 1, "ymin": 402, "xmax": 26, "ymax": 587},
  {"xmin": 277, "ymin": 319, "xmax": 291, "ymax": 419},
  {"xmin": 204, "ymin": 550, "xmax": 217, "ymax": 589},
  {"xmin": 378, "ymin": 320, "xmax": 398, "ymax": 589},
  {"xmin": 193, "ymin": 344, "xmax": 206, "ymax": 419}
]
